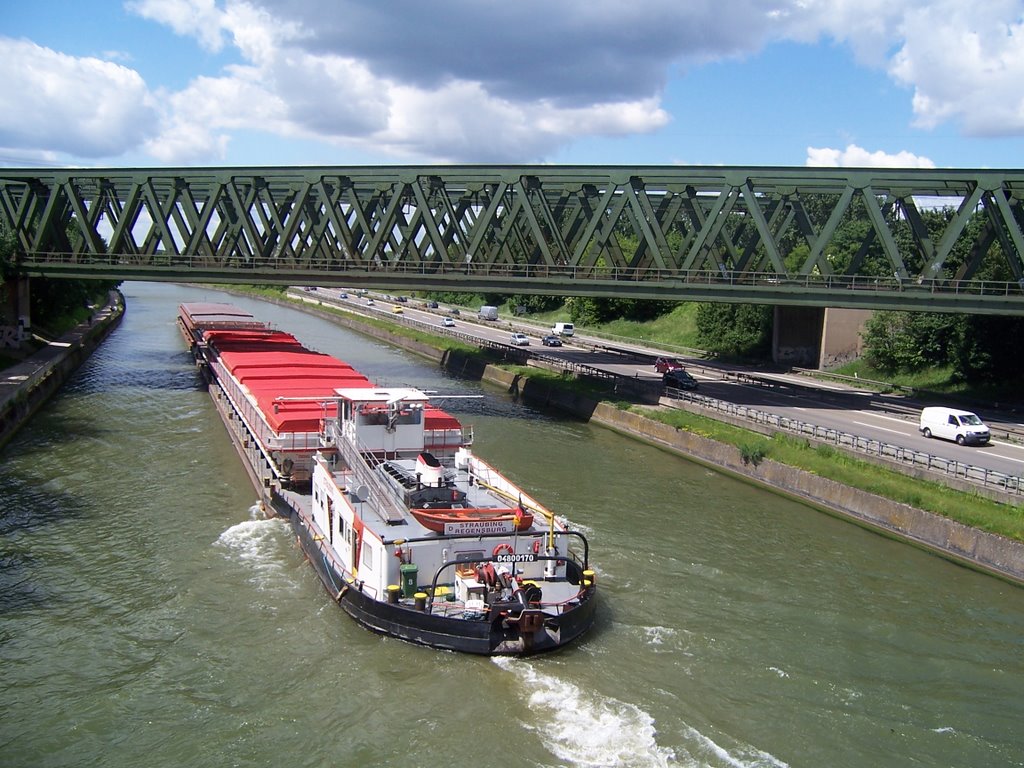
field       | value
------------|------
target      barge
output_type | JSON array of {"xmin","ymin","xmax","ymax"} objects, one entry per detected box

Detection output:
[{"xmin": 178, "ymin": 302, "xmax": 597, "ymax": 654}]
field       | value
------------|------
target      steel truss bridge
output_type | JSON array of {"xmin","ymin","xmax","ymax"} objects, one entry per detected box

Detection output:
[{"xmin": 2, "ymin": 165, "xmax": 1023, "ymax": 315}]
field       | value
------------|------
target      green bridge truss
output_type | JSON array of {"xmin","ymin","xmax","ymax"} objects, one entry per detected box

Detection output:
[{"xmin": 2, "ymin": 165, "xmax": 1023, "ymax": 314}]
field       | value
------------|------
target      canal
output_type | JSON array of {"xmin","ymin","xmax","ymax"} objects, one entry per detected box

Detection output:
[{"xmin": 1, "ymin": 281, "xmax": 1022, "ymax": 767}]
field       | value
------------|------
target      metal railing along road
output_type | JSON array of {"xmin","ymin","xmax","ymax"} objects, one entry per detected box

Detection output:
[{"xmin": 663, "ymin": 386, "xmax": 1024, "ymax": 497}]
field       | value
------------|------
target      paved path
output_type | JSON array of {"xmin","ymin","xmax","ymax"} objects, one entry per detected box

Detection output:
[{"xmin": 0, "ymin": 296, "xmax": 121, "ymax": 412}]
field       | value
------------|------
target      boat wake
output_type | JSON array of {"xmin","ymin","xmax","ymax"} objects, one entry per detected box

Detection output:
[
  {"xmin": 214, "ymin": 505, "xmax": 295, "ymax": 592},
  {"xmin": 492, "ymin": 656, "xmax": 675, "ymax": 767},
  {"xmin": 492, "ymin": 658, "xmax": 791, "ymax": 768}
]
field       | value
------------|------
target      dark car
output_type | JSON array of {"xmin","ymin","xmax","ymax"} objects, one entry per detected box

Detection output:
[
  {"xmin": 425, "ymin": 300, "xmax": 439, "ymax": 308},
  {"xmin": 663, "ymin": 369, "xmax": 698, "ymax": 390},
  {"xmin": 654, "ymin": 356, "xmax": 684, "ymax": 373},
  {"xmin": 541, "ymin": 335, "xmax": 563, "ymax": 347}
]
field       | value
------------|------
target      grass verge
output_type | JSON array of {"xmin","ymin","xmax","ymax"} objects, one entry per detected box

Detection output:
[{"xmin": 631, "ymin": 404, "xmax": 1024, "ymax": 542}]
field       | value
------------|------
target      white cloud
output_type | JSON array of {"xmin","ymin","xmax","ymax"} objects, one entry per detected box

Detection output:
[
  {"xmin": 352, "ymin": 82, "xmax": 669, "ymax": 163},
  {"xmin": 132, "ymin": 0, "xmax": 678, "ymax": 163},
  {"xmin": 770, "ymin": 0, "xmax": 908, "ymax": 62},
  {"xmin": 127, "ymin": 0, "xmax": 230, "ymax": 52},
  {"xmin": 142, "ymin": 71, "xmax": 281, "ymax": 163},
  {"xmin": 806, "ymin": 144, "xmax": 935, "ymax": 168},
  {"xmin": 2, "ymin": 0, "xmax": 1023, "ymax": 166},
  {"xmin": 889, "ymin": 1, "xmax": 1024, "ymax": 135},
  {"xmin": 0, "ymin": 38, "xmax": 159, "ymax": 160}
]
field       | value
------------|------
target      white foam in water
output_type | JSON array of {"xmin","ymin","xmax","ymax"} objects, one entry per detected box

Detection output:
[
  {"xmin": 644, "ymin": 625, "xmax": 678, "ymax": 646},
  {"xmin": 493, "ymin": 657, "xmax": 676, "ymax": 767},
  {"xmin": 493, "ymin": 658, "xmax": 790, "ymax": 768},
  {"xmin": 681, "ymin": 725, "xmax": 791, "ymax": 768},
  {"xmin": 215, "ymin": 505, "xmax": 294, "ymax": 592}
]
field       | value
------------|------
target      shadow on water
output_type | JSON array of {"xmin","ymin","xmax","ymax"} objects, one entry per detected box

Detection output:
[
  {"xmin": 69, "ymin": 349, "xmax": 201, "ymax": 393},
  {"xmin": 0, "ymin": 550, "xmax": 48, "ymax": 619},
  {"xmin": 0, "ymin": 471, "xmax": 91, "ymax": 617}
]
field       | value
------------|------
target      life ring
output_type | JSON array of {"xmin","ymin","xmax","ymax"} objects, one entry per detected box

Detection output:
[{"xmin": 492, "ymin": 543, "xmax": 514, "ymax": 557}]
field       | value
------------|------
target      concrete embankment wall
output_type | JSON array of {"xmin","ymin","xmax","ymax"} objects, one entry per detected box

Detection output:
[
  {"xmin": 0, "ymin": 293, "xmax": 124, "ymax": 452},
  {"xmin": 214, "ymin": 294, "xmax": 1024, "ymax": 585}
]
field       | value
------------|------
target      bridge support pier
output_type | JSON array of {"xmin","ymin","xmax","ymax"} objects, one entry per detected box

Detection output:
[
  {"xmin": 1, "ymin": 277, "xmax": 32, "ymax": 351},
  {"xmin": 773, "ymin": 306, "xmax": 871, "ymax": 369}
]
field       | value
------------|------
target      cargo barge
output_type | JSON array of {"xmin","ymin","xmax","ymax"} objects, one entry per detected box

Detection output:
[{"xmin": 178, "ymin": 302, "xmax": 597, "ymax": 654}]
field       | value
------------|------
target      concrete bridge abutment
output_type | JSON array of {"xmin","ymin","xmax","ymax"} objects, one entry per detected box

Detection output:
[{"xmin": 773, "ymin": 306, "xmax": 871, "ymax": 369}]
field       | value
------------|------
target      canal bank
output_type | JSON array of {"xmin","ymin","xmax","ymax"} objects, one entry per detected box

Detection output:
[
  {"xmin": 0, "ymin": 291, "xmax": 124, "ymax": 452},
  {"xmin": 271, "ymin": 295, "xmax": 1024, "ymax": 585}
]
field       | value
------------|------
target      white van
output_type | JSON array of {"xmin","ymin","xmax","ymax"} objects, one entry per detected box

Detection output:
[
  {"xmin": 919, "ymin": 407, "xmax": 990, "ymax": 446},
  {"xmin": 478, "ymin": 305, "xmax": 498, "ymax": 321},
  {"xmin": 552, "ymin": 322, "xmax": 575, "ymax": 337}
]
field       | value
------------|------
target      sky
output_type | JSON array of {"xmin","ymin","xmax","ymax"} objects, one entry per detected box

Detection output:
[{"xmin": 0, "ymin": 0, "xmax": 1022, "ymax": 170}]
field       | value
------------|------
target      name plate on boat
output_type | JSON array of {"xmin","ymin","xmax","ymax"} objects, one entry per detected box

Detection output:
[{"xmin": 443, "ymin": 520, "xmax": 515, "ymax": 536}]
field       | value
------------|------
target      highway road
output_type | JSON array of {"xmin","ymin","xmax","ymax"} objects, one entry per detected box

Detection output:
[{"xmin": 296, "ymin": 286, "xmax": 1024, "ymax": 484}]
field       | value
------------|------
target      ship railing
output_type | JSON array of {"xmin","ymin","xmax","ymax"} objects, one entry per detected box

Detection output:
[
  {"xmin": 332, "ymin": 429, "xmax": 409, "ymax": 524},
  {"xmin": 385, "ymin": 528, "xmax": 590, "ymax": 584},
  {"xmin": 264, "ymin": 431, "xmax": 321, "ymax": 452},
  {"xmin": 466, "ymin": 456, "xmax": 555, "ymax": 526},
  {"xmin": 421, "ymin": 540, "xmax": 594, "ymax": 616},
  {"xmin": 423, "ymin": 426, "xmax": 472, "ymax": 453},
  {"xmin": 211, "ymin": 357, "xmax": 323, "ymax": 456}
]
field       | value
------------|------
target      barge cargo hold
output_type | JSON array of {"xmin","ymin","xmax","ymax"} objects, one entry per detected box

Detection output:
[{"xmin": 178, "ymin": 302, "xmax": 597, "ymax": 654}]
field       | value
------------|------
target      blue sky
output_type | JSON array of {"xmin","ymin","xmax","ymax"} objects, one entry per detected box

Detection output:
[{"xmin": 1, "ymin": 0, "xmax": 1022, "ymax": 169}]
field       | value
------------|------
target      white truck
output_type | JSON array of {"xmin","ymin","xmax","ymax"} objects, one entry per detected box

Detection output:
[
  {"xmin": 919, "ymin": 406, "xmax": 990, "ymax": 446},
  {"xmin": 551, "ymin": 322, "xmax": 575, "ymax": 336},
  {"xmin": 478, "ymin": 305, "xmax": 498, "ymax": 321}
]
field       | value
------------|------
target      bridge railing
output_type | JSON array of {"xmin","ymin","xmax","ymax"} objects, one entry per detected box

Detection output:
[{"xmin": 18, "ymin": 251, "xmax": 1024, "ymax": 298}]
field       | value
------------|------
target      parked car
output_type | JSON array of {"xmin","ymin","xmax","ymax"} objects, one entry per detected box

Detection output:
[
  {"xmin": 663, "ymin": 369, "xmax": 698, "ymax": 390},
  {"xmin": 442, "ymin": 317, "xmax": 455, "ymax": 327},
  {"xmin": 654, "ymin": 357, "xmax": 684, "ymax": 373},
  {"xmin": 510, "ymin": 332, "xmax": 530, "ymax": 346},
  {"xmin": 541, "ymin": 335, "xmax": 563, "ymax": 347}
]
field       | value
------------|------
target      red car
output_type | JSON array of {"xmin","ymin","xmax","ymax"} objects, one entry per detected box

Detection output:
[{"xmin": 654, "ymin": 357, "xmax": 684, "ymax": 373}]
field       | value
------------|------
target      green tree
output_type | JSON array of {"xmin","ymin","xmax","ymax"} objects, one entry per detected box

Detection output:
[
  {"xmin": 695, "ymin": 303, "xmax": 772, "ymax": 359},
  {"xmin": 949, "ymin": 314, "xmax": 1024, "ymax": 384},
  {"xmin": 0, "ymin": 226, "xmax": 16, "ymax": 281},
  {"xmin": 1, "ymin": 224, "xmax": 119, "ymax": 332},
  {"xmin": 862, "ymin": 311, "xmax": 960, "ymax": 373}
]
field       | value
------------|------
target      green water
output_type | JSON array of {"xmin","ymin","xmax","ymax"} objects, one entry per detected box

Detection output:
[{"xmin": 1, "ymin": 282, "xmax": 1022, "ymax": 767}]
